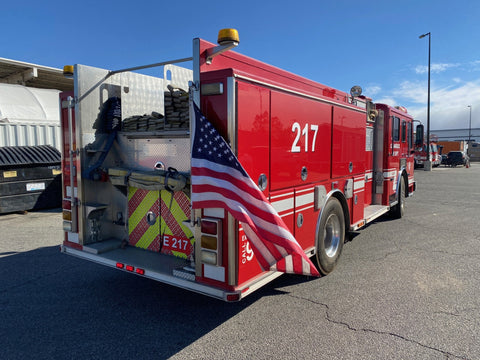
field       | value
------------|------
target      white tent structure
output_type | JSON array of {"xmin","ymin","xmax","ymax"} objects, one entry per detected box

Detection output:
[
  {"xmin": 0, "ymin": 83, "xmax": 62, "ymax": 149},
  {"xmin": 0, "ymin": 57, "xmax": 73, "ymax": 150},
  {"xmin": 0, "ymin": 83, "xmax": 60, "ymax": 124}
]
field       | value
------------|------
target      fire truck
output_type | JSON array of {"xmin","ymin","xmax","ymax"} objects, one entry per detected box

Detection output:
[
  {"xmin": 414, "ymin": 125, "xmax": 441, "ymax": 168},
  {"xmin": 60, "ymin": 29, "xmax": 416, "ymax": 301},
  {"xmin": 415, "ymin": 143, "xmax": 441, "ymax": 168}
]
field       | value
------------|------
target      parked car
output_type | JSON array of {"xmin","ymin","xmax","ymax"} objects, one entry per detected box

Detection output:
[
  {"xmin": 441, "ymin": 154, "xmax": 448, "ymax": 166},
  {"xmin": 446, "ymin": 151, "xmax": 470, "ymax": 167}
]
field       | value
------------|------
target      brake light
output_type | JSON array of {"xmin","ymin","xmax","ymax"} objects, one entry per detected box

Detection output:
[
  {"xmin": 201, "ymin": 220, "xmax": 218, "ymax": 235},
  {"xmin": 62, "ymin": 199, "xmax": 71, "ymax": 210},
  {"xmin": 226, "ymin": 293, "xmax": 240, "ymax": 302}
]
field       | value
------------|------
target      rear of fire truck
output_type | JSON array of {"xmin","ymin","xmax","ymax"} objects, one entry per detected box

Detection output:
[{"xmin": 60, "ymin": 29, "xmax": 299, "ymax": 302}]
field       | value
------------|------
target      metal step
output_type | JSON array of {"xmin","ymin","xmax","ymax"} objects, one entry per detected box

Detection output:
[
  {"xmin": 364, "ymin": 205, "xmax": 390, "ymax": 223},
  {"xmin": 83, "ymin": 238, "xmax": 122, "ymax": 254}
]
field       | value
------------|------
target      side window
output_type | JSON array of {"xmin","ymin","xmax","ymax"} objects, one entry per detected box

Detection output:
[
  {"xmin": 407, "ymin": 122, "xmax": 412, "ymax": 149},
  {"xmin": 401, "ymin": 120, "xmax": 406, "ymax": 142},
  {"xmin": 393, "ymin": 117, "xmax": 400, "ymax": 142}
]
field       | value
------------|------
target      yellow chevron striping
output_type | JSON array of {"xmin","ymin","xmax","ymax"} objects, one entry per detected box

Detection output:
[
  {"xmin": 128, "ymin": 188, "xmax": 160, "ymax": 249},
  {"xmin": 171, "ymin": 250, "xmax": 187, "ymax": 259},
  {"xmin": 136, "ymin": 218, "xmax": 160, "ymax": 249},
  {"xmin": 128, "ymin": 188, "xmax": 158, "ymax": 235},
  {"xmin": 160, "ymin": 191, "xmax": 193, "ymax": 238}
]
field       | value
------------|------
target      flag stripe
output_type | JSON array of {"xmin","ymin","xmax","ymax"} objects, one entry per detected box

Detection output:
[
  {"xmin": 192, "ymin": 182, "xmax": 296, "ymax": 241},
  {"xmin": 192, "ymin": 192, "xmax": 301, "ymax": 255},
  {"xmin": 241, "ymin": 223, "xmax": 274, "ymax": 270},
  {"xmin": 241, "ymin": 221, "xmax": 286, "ymax": 263},
  {"xmin": 192, "ymin": 164, "xmax": 286, "ymax": 225},
  {"xmin": 192, "ymin": 160, "xmax": 265, "ymax": 201}
]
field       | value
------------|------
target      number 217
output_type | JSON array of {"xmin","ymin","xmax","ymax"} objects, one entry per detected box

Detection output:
[{"xmin": 291, "ymin": 122, "xmax": 318, "ymax": 153}]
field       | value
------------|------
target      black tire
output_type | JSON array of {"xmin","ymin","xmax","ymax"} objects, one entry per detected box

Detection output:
[
  {"xmin": 391, "ymin": 176, "xmax": 405, "ymax": 219},
  {"xmin": 315, "ymin": 198, "xmax": 345, "ymax": 275}
]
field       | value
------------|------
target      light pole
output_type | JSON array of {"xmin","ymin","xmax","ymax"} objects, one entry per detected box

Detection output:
[
  {"xmin": 468, "ymin": 105, "xmax": 472, "ymax": 154},
  {"xmin": 419, "ymin": 32, "xmax": 431, "ymax": 171}
]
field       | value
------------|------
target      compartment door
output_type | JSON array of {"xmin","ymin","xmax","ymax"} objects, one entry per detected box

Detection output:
[
  {"xmin": 159, "ymin": 190, "xmax": 194, "ymax": 260},
  {"xmin": 128, "ymin": 187, "xmax": 161, "ymax": 251}
]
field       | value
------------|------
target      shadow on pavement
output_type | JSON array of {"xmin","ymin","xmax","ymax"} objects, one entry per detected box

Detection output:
[{"xmin": 0, "ymin": 245, "xmax": 315, "ymax": 359}]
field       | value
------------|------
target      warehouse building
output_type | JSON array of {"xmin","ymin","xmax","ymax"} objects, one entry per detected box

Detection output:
[{"xmin": 432, "ymin": 128, "xmax": 480, "ymax": 161}]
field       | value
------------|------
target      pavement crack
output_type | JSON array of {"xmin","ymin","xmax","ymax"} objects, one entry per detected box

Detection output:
[
  {"xmin": 289, "ymin": 294, "xmax": 470, "ymax": 360},
  {"xmin": 414, "ymin": 248, "xmax": 480, "ymax": 258},
  {"xmin": 434, "ymin": 307, "xmax": 480, "ymax": 318}
]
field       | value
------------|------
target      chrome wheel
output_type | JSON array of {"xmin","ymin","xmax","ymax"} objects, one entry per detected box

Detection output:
[
  {"xmin": 324, "ymin": 213, "xmax": 341, "ymax": 258},
  {"xmin": 315, "ymin": 197, "xmax": 345, "ymax": 275}
]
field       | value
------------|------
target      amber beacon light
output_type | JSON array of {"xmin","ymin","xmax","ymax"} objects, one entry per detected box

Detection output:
[
  {"xmin": 217, "ymin": 28, "xmax": 239, "ymax": 45},
  {"xmin": 63, "ymin": 65, "xmax": 74, "ymax": 78},
  {"xmin": 206, "ymin": 28, "xmax": 240, "ymax": 64}
]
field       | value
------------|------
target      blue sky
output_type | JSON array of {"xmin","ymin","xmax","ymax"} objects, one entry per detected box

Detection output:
[{"xmin": 2, "ymin": 0, "xmax": 479, "ymax": 130}]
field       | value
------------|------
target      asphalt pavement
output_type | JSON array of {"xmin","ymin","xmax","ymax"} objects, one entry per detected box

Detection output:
[{"xmin": 0, "ymin": 163, "xmax": 479, "ymax": 359}]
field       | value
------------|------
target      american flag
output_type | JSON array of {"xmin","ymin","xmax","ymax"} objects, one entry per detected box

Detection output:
[{"xmin": 190, "ymin": 103, "xmax": 319, "ymax": 277}]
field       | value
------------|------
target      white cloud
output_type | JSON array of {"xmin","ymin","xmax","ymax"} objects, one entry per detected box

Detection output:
[
  {"xmin": 369, "ymin": 77, "xmax": 480, "ymax": 129},
  {"xmin": 365, "ymin": 85, "xmax": 381, "ymax": 96},
  {"xmin": 393, "ymin": 79, "xmax": 480, "ymax": 129},
  {"xmin": 373, "ymin": 97, "xmax": 397, "ymax": 107},
  {"xmin": 415, "ymin": 63, "xmax": 459, "ymax": 74}
]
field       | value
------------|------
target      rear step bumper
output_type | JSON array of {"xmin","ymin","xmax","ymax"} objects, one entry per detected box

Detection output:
[{"xmin": 61, "ymin": 243, "xmax": 283, "ymax": 302}]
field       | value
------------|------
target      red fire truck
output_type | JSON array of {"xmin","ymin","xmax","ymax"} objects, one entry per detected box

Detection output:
[
  {"xmin": 60, "ymin": 29, "xmax": 416, "ymax": 301},
  {"xmin": 416, "ymin": 143, "xmax": 441, "ymax": 167},
  {"xmin": 414, "ymin": 130, "xmax": 441, "ymax": 168}
]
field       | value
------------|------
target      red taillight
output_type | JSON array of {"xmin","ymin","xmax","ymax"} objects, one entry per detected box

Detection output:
[
  {"xmin": 62, "ymin": 199, "xmax": 71, "ymax": 210},
  {"xmin": 135, "ymin": 268, "xmax": 145, "ymax": 275},
  {"xmin": 201, "ymin": 219, "xmax": 218, "ymax": 235},
  {"xmin": 126, "ymin": 265, "xmax": 134, "ymax": 272},
  {"xmin": 116, "ymin": 262, "xmax": 124, "ymax": 269},
  {"xmin": 226, "ymin": 293, "xmax": 240, "ymax": 301}
]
